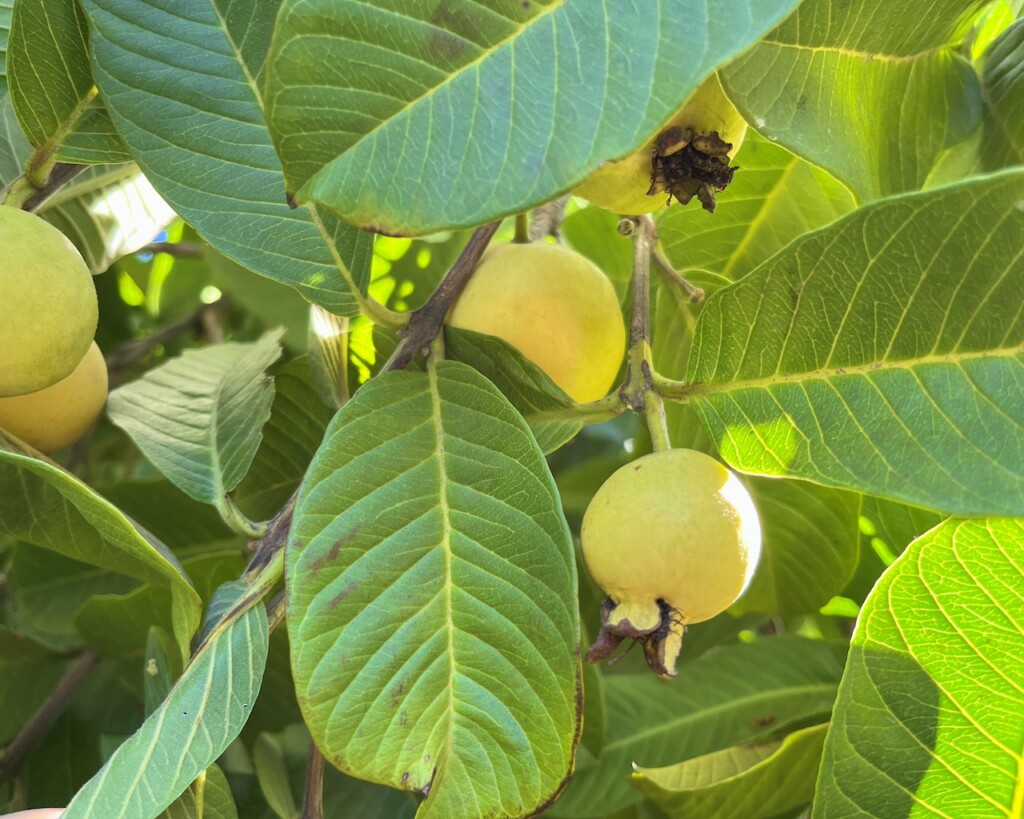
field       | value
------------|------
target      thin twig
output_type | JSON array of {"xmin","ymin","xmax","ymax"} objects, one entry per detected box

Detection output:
[
  {"xmin": 140, "ymin": 242, "xmax": 205, "ymax": 259},
  {"xmin": 640, "ymin": 214, "xmax": 704, "ymax": 304},
  {"xmin": 106, "ymin": 297, "xmax": 231, "ymax": 388},
  {"xmin": 301, "ymin": 741, "xmax": 326, "ymax": 819},
  {"xmin": 0, "ymin": 650, "xmax": 100, "ymax": 786},
  {"xmin": 383, "ymin": 221, "xmax": 500, "ymax": 372}
]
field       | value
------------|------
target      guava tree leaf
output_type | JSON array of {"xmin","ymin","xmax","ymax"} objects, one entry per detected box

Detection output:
[
  {"xmin": 737, "ymin": 477, "xmax": 861, "ymax": 616},
  {"xmin": 0, "ymin": 447, "xmax": 202, "ymax": 657},
  {"xmin": 7, "ymin": 544, "xmax": 139, "ymax": 651},
  {"xmin": 721, "ymin": 0, "xmax": 984, "ymax": 202},
  {"xmin": 657, "ymin": 132, "xmax": 856, "ymax": 281},
  {"xmin": 61, "ymin": 605, "xmax": 268, "ymax": 819},
  {"xmin": 6, "ymin": 0, "xmax": 129, "ymax": 163},
  {"xmin": 233, "ymin": 357, "xmax": 335, "ymax": 521},
  {"xmin": 0, "ymin": 97, "xmax": 174, "ymax": 273},
  {"xmin": 287, "ymin": 360, "xmax": 580, "ymax": 818},
  {"xmin": 549, "ymin": 637, "xmax": 846, "ymax": 818},
  {"xmin": 253, "ymin": 733, "xmax": 298, "ymax": 819},
  {"xmin": 0, "ymin": 0, "xmax": 12, "ymax": 96},
  {"xmin": 80, "ymin": 0, "xmax": 373, "ymax": 315},
  {"xmin": 107, "ymin": 331, "xmax": 283, "ymax": 510},
  {"xmin": 814, "ymin": 518, "xmax": 1024, "ymax": 817},
  {"xmin": 633, "ymin": 722, "xmax": 829, "ymax": 819},
  {"xmin": 686, "ymin": 169, "xmax": 1024, "ymax": 517},
  {"xmin": 76, "ymin": 584, "xmax": 175, "ymax": 658},
  {"xmin": 979, "ymin": 19, "xmax": 1024, "ymax": 170},
  {"xmin": 444, "ymin": 327, "xmax": 582, "ymax": 454},
  {"xmin": 264, "ymin": 0, "xmax": 801, "ymax": 235},
  {"xmin": 0, "ymin": 625, "xmax": 67, "ymax": 745}
]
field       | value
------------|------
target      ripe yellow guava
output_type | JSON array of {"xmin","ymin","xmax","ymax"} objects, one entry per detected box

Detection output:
[
  {"xmin": 0, "ymin": 341, "xmax": 108, "ymax": 453},
  {"xmin": 0, "ymin": 206, "xmax": 97, "ymax": 396},
  {"xmin": 575, "ymin": 73, "xmax": 747, "ymax": 215},
  {"xmin": 446, "ymin": 242, "xmax": 625, "ymax": 403},
  {"xmin": 581, "ymin": 448, "xmax": 761, "ymax": 677}
]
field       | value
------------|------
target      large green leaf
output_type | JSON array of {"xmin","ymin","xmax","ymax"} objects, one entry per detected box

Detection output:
[
  {"xmin": 0, "ymin": 447, "xmax": 201, "ymax": 657},
  {"xmin": 633, "ymin": 722, "xmax": 829, "ymax": 819},
  {"xmin": 656, "ymin": 131, "xmax": 856, "ymax": 281},
  {"xmin": 979, "ymin": 19, "xmax": 1024, "ymax": 170},
  {"xmin": 685, "ymin": 170, "xmax": 1024, "ymax": 517},
  {"xmin": 107, "ymin": 332, "xmax": 283, "ymax": 512},
  {"xmin": 287, "ymin": 360, "xmax": 580, "ymax": 818},
  {"xmin": 550, "ymin": 637, "xmax": 846, "ymax": 817},
  {"xmin": 721, "ymin": 0, "xmax": 985, "ymax": 201},
  {"xmin": 264, "ymin": 0, "xmax": 801, "ymax": 235},
  {"xmin": 0, "ymin": 96, "xmax": 174, "ymax": 273},
  {"xmin": 62, "ymin": 605, "xmax": 268, "ymax": 818},
  {"xmin": 81, "ymin": 0, "xmax": 373, "ymax": 315},
  {"xmin": 6, "ymin": 0, "xmax": 129, "ymax": 163},
  {"xmin": 814, "ymin": 518, "xmax": 1024, "ymax": 817},
  {"xmin": 737, "ymin": 477, "xmax": 861, "ymax": 616}
]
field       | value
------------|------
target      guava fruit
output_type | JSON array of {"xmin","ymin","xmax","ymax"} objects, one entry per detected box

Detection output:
[
  {"xmin": 581, "ymin": 448, "xmax": 761, "ymax": 677},
  {"xmin": 0, "ymin": 206, "xmax": 97, "ymax": 396},
  {"xmin": 446, "ymin": 242, "xmax": 625, "ymax": 403}
]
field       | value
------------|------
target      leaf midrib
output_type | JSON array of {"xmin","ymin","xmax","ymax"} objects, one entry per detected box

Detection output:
[{"xmin": 685, "ymin": 345, "xmax": 1022, "ymax": 400}]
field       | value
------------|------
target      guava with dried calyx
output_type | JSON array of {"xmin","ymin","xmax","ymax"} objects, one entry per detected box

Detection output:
[
  {"xmin": 581, "ymin": 448, "xmax": 761, "ymax": 678},
  {"xmin": 446, "ymin": 241, "xmax": 625, "ymax": 403},
  {"xmin": 0, "ymin": 341, "xmax": 108, "ymax": 453},
  {"xmin": 0, "ymin": 206, "xmax": 97, "ymax": 397},
  {"xmin": 575, "ymin": 73, "xmax": 747, "ymax": 215}
]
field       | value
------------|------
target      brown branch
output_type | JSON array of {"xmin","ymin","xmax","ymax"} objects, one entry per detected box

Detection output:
[
  {"xmin": 140, "ymin": 242, "xmax": 205, "ymax": 259},
  {"xmin": 0, "ymin": 650, "xmax": 100, "ymax": 786},
  {"xmin": 301, "ymin": 741, "xmax": 326, "ymax": 819},
  {"xmin": 383, "ymin": 221, "xmax": 500, "ymax": 372},
  {"xmin": 529, "ymin": 195, "xmax": 570, "ymax": 242},
  {"xmin": 245, "ymin": 494, "xmax": 296, "ymax": 578},
  {"xmin": 22, "ymin": 163, "xmax": 89, "ymax": 212}
]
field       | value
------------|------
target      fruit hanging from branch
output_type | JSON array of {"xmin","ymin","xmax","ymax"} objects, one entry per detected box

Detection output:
[
  {"xmin": 446, "ymin": 241, "xmax": 626, "ymax": 403},
  {"xmin": 0, "ymin": 206, "xmax": 98, "ymax": 397},
  {"xmin": 575, "ymin": 73, "xmax": 747, "ymax": 215},
  {"xmin": 582, "ymin": 448, "xmax": 761, "ymax": 677}
]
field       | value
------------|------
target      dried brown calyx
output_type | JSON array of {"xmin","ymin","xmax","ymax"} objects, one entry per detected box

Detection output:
[
  {"xmin": 648, "ymin": 126, "xmax": 738, "ymax": 213},
  {"xmin": 585, "ymin": 597, "xmax": 688, "ymax": 679}
]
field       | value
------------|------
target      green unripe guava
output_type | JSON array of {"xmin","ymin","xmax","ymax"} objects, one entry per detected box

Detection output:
[{"xmin": 0, "ymin": 206, "xmax": 97, "ymax": 396}]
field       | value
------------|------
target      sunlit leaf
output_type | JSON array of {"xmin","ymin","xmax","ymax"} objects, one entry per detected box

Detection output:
[
  {"xmin": 814, "ymin": 518, "xmax": 1024, "ymax": 817},
  {"xmin": 687, "ymin": 170, "xmax": 1024, "ymax": 516},
  {"xmin": 722, "ymin": 0, "xmax": 985, "ymax": 200}
]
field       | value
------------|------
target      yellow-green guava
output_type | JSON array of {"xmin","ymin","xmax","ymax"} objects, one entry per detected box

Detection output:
[
  {"xmin": 575, "ymin": 74, "xmax": 747, "ymax": 215},
  {"xmin": 446, "ymin": 242, "xmax": 625, "ymax": 403},
  {"xmin": 581, "ymin": 448, "xmax": 761, "ymax": 676},
  {"xmin": 0, "ymin": 206, "xmax": 97, "ymax": 396},
  {"xmin": 0, "ymin": 341, "xmax": 107, "ymax": 453}
]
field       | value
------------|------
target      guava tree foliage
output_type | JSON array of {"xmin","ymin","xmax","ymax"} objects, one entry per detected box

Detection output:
[{"xmin": 0, "ymin": 0, "xmax": 1021, "ymax": 817}]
